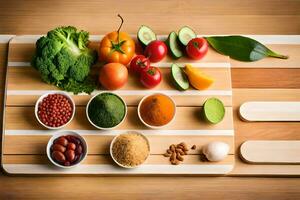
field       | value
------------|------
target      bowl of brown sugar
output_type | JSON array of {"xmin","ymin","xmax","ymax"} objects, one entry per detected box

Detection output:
[{"xmin": 110, "ymin": 131, "xmax": 150, "ymax": 168}]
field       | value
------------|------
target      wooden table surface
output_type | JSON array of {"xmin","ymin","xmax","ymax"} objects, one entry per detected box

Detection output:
[{"xmin": 0, "ymin": 0, "xmax": 300, "ymax": 199}]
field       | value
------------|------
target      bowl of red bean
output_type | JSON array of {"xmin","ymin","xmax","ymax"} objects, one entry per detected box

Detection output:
[
  {"xmin": 35, "ymin": 92, "xmax": 75, "ymax": 129},
  {"xmin": 46, "ymin": 131, "xmax": 88, "ymax": 168}
]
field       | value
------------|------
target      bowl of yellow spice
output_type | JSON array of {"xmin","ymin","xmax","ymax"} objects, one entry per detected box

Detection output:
[
  {"xmin": 110, "ymin": 131, "xmax": 150, "ymax": 168},
  {"xmin": 138, "ymin": 93, "xmax": 176, "ymax": 129}
]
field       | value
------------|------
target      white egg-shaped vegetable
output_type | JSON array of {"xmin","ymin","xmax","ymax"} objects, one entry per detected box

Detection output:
[{"xmin": 202, "ymin": 141, "xmax": 229, "ymax": 162}]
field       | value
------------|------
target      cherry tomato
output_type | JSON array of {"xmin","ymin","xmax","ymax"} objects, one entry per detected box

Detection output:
[
  {"xmin": 140, "ymin": 66, "xmax": 162, "ymax": 88},
  {"xmin": 144, "ymin": 40, "xmax": 167, "ymax": 63},
  {"xmin": 186, "ymin": 38, "xmax": 208, "ymax": 60},
  {"xmin": 129, "ymin": 55, "xmax": 150, "ymax": 75}
]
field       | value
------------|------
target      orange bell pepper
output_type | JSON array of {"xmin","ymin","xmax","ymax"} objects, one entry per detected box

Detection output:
[{"xmin": 99, "ymin": 15, "xmax": 135, "ymax": 65}]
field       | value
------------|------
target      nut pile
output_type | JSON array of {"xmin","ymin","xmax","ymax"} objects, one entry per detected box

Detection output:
[
  {"xmin": 164, "ymin": 142, "xmax": 189, "ymax": 165},
  {"xmin": 50, "ymin": 135, "xmax": 84, "ymax": 166}
]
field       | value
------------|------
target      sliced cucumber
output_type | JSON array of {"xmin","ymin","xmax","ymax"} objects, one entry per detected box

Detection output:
[
  {"xmin": 178, "ymin": 26, "xmax": 197, "ymax": 46},
  {"xmin": 167, "ymin": 31, "xmax": 183, "ymax": 59},
  {"xmin": 137, "ymin": 25, "xmax": 157, "ymax": 47},
  {"xmin": 171, "ymin": 63, "xmax": 189, "ymax": 90}
]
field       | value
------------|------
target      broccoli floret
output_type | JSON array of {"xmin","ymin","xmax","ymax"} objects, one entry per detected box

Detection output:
[{"xmin": 32, "ymin": 26, "xmax": 97, "ymax": 94}]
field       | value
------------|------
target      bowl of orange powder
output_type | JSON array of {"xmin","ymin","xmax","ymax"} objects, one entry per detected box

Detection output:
[{"xmin": 138, "ymin": 93, "xmax": 176, "ymax": 129}]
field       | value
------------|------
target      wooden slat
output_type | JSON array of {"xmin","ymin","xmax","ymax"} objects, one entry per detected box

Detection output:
[
  {"xmin": 6, "ymin": 94, "xmax": 233, "ymax": 107},
  {"xmin": 6, "ymin": 67, "xmax": 232, "ymax": 91},
  {"xmin": 231, "ymin": 89, "xmax": 300, "ymax": 176},
  {"xmin": 3, "ymin": 135, "xmax": 234, "ymax": 155},
  {"xmin": 2, "ymin": 154, "xmax": 234, "ymax": 165},
  {"xmin": 232, "ymin": 68, "xmax": 300, "ymax": 88},
  {"xmin": 239, "ymin": 102, "xmax": 300, "ymax": 122},
  {"xmin": 4, "ymin": 106, "xmax": 234, "ymax": 130},
  {"xmin": 240, "ymin": 141, "xmax": 300, "ymax": 164},
  {"xmin": 1, "ymin": 0, "xmax": 299, "ymax": 17},
  {"xmin": 8, "ymin": 41, "xmax": 229, "ymax": 64},
  {"xmin": 2, "ymin": 15, "xmax": 300, "ymax": 35}
]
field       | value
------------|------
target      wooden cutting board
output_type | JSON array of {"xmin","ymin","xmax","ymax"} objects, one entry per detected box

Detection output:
[
  {"xmin": 1, "ymin": 35, "xmax": 235, "ymax": 175},
  {"xmin": 239, "ymin": 101, "xmax": 300, "ymax": 122},
  {"xmin": 240, "ymin": 140, "xmax": 300, "ymax": 164}
]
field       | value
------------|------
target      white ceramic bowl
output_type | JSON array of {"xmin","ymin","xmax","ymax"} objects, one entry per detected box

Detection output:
[
  {"xmin": 86, "ymin": 92, "xmax": 127, "ymax": 130},
  {"xmin": 110, "ymin": 131, "xmax": 150, "ymax": 169},
  {"xmin": 46, "ymin": 131, "xmax": 88, "ymax": 169},
  {"xmin": 137, "ymin": 93, "xmax": 176, "ymax": 129},
  {"xmin": 35, "ymin": 91, "xmax": 75, "ymax": 130}
]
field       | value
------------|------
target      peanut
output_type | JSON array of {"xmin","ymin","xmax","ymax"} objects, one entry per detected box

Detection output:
[
  {"xmin": 170, "ymin": 152, "xmax": 176, "ymax": 162},
  {"xmin": 176, "ymin": 153, "xmax": 184, "ymax": 161},
  {"xmin": 163, "ymin": 153, "xmax": 171, "ymax": 157},
  {"xmin": 170, "ymin": 144, "xmax": 176, "ymax": 152},
  {"xmin": 176, "ymin": 148, "xmax": 185, "ymax": 155},
  {"xmin": 167, "ymin": 149, "xmax": 172, "ymax": 154},
  {"xmin": 171, "ymin": 159, "xmax": 180, "ymax": 165}
]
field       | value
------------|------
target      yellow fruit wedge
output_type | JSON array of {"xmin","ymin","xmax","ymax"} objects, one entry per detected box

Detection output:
[{"xmin": 184, "ymin": 64, "xmax": 214, "ymax": 90}]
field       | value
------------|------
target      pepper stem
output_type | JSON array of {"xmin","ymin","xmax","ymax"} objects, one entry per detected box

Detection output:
[{"xmin": 117, "ymin": 14, "xmax": 124, "ymax": 44}]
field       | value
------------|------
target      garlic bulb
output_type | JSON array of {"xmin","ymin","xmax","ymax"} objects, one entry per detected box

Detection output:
[{"xmin": 202, "ymin": 141, "xmax": 229, "ymax": 162}]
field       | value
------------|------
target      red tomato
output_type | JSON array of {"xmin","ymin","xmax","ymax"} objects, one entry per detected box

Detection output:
[
  {"xmin": 144, "ymin": 40, "xmax": 167, "ymax": 63},
  {"xmin": 186, "ymin": 38, "xmax": 208, "ymax": 60},
  {"xmin": 129, "ymin": 55, "xmax": 150, "ymax": 75},
  {"xmin": 140, "ymin": 66, "xmax": 162, "ymax": 88},
  {"xmin": 99, "ymin": 63, "xmax": 128, "ymax": 90}
]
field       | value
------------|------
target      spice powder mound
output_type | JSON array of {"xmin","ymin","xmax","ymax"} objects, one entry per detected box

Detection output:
[
  {"xmin": 112, "ymin": 132, "xmax": 150, "ymax": 167},
  {"xmin": 140, "ymin": 94, "xmax": 175, "ymax": 126}
]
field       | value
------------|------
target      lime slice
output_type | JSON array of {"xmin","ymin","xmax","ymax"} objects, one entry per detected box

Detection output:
[{"xmin": 203, "ymin": 98, "xmax": 225, "ymax": 124}]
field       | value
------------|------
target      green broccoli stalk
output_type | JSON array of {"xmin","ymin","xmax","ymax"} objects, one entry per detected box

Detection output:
[{"xmin": 32, "ymin": 26, "xmax": 97, "ymax": 94}]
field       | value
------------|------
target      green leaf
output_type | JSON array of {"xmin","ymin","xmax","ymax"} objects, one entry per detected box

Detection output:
[{"xmin": 205, "ymin": 36, "xmax": 288, "ymax": 62}]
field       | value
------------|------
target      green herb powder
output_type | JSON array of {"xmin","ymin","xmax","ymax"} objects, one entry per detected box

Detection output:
[{"xmin": 88, "ymin": 93, "xmax": 125, "ymax": 128}]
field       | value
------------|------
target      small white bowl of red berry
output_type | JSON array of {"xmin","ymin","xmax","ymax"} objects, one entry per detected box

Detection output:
[
  {"xmin": 35, "ymin": 91, "xmax": 75, "ymax": 129},
  {"xmin": 47, "ymin": 131, "xmax": 88, "ymax": 168}
]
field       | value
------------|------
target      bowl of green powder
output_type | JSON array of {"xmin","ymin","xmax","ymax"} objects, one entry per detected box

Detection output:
[{"xmin": 86, "ymin": 92, "xmax": 127, "ymax": 130}]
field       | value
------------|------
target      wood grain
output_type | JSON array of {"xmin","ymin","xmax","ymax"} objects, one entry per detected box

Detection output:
[
  {"xmin": 232, "ymin": 68, "xmax": 300, "ymax": 88},
  {"xmin": 0, "ymin": 0, "xmax": 300, "ymax": 198},
  {"xmin": 240, "ymin": 141, "xmax": 300, "ymax": 164},
  {"xmin": 0, "ymin": 1, "xmax": 300, "ymax": 34},
  {"xmin": 2, "ymin": 154, "xmax": 234, "ymax": 165},
  {"xmin": 4, "ymin": 106, "xmax": 234, "ymax": 130},
  {"xmin": 6, "ymin": 94, "xmax": 233, "ymax": 107},
  {"xmin": 232, "ymin": 89, "xmax": 300, "ymax": 175},
  {"xmin": 9, "ymin": 42, "xmax": 229, "ymax": 63},
  {"xmin": 0, "ymin": 44, "xmax": 8, "ymax": 156},
  {"xmin": 3, "ymin": 34, "xmax": 234, "ymax": 175},
  {"xmin": 239, "ymin": 102, "xmax": 300, "ymax": 121},
  {"xmin": 6, "ymin": 67, "xmax": 232, "ymax": 91},
  {"xmin": 0, "ymin": 176, "xmax": 299, "ymax": 199},
  {"xmin": 3, "ymin": 135, "xmax": 234, "ymax": 154}
]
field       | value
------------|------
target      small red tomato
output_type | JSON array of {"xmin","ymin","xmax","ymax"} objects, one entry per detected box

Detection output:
[
  {"xmin": 186, "ymin": 38, "xmax": 208, "ymax": 60},
  {"xmin": 129, "ymin": 55, "xmax": 150, "ymax": 75},
  {"xmin": 144, "ymin": 40, "xmax": 167, "ymax": 63},
  {"xmin": 140, "ymin": 66, "xmax": 162, "ymax": 88}
]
